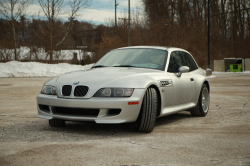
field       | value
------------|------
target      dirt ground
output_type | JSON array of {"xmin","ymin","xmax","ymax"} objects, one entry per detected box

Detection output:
[{"xmin": 0, "ymin": 73, "xmax": 250, "ymax": 166}]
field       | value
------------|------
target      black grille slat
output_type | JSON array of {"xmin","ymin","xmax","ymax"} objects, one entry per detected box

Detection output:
[
  {"xmin": 79, "ymin": 86, "xmax": 86, "ymax": 94},
  {"xmin": 75, "ymin": 88, "xmax": 80, "ymax": 96},
  {"xmin": 62, "ymin": 85, "xmax": 72, "ymax": 96},
  {"xmin": 53, "ymin": 107, "xmax": 99, "ymax": 116},
  {"xmin": 74, "ymin": 86, "xmax": 89, "ymax": 97},
  {"xmin": 79, "ymin": 87, "xmax": 86, "ymax": 94},
  {"xmin": 83, "ymin": 87, "xmax": 88, "ymax": 93},
  {"xmin": 76, "ymin": 87, "xmax": 82, "ymax": 95}
]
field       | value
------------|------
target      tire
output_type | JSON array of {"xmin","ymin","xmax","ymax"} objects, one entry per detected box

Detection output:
[
  {"xmin": 49, "ymin": 119, "xmax": 65, "ymax": 127},
  {"xmin": 190, "ymin": 84, "xmax": 210, "ymax": 117},
  {"xmin": 134, "ymin": 88, "xmax": 158, "ymax": 133}
]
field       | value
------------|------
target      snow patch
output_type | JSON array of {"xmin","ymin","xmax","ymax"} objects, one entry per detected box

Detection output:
[
  {"xmin": 0, "ymin": 47, "xmax": 93, "ymax": 61},
  {"xmin": 206, "ymin": 75, "xmax": 216, "ymax": 78},
  {"xmin": 1, "ymin": 62, "xmax": 248, "ymax": 78},
  {"xmin": 0, "ymin": 61, "xmax": 94, "ymax": 77},
  {"xmin": 199, "ymin": 68, "xmax": 250, "ymax": 78},
  {"xmin": 213, "ymin": 71, "xmax": 250, "ymax": 74}
]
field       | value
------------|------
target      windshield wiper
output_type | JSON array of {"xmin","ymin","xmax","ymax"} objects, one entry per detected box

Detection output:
[
  {"xmin": 113, "ymin": 65, "xmax": 134, "ymax": 67},
  {"xmin": 92, "ymin": 65, "xmax": 107, "ymax": 68}
]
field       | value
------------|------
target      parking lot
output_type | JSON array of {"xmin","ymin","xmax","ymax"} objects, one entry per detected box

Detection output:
[{"xmin": 0, "ymin": 73, "xmax": 250, "ymax": 166}]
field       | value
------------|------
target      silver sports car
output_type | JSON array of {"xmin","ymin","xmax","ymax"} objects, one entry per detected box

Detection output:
[{"xmin": 37, "ymin": 46, "xmax": 210, "ymax": 132}]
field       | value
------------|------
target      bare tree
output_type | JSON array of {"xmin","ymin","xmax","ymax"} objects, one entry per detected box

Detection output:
[
  {"xmin": 0, "ymin": 0, "xmax": 32, "ymax": 60},
  {"xmin": 34, "ymin": 0, "xmax": 91, "ymax": 63}
]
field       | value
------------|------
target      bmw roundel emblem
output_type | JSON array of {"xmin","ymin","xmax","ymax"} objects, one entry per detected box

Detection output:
[{"xmin": 73, "ymin": 81, "xmax": 79, "ymax": 85}]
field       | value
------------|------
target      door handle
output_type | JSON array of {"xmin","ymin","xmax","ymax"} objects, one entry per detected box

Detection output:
[{"xmin": 190, "ymin": 78, "xmax": 194, "ymax": 81}]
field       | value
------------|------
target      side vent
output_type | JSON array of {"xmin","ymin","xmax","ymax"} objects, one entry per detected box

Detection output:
[
  {"xmin": 158, "ymin": 80, "xmax": 172, "ymax": 87},
  {"xmin": 160, "ymin": 81, "xmax": 169, "ymax": 86}
]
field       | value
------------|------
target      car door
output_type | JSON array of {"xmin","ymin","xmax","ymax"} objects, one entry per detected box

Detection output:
[
  {"xmin": 167, "ymin": 51, "xmax": 196, "ymax": 106},
  {"xmin": 183, "ymin": 52, "xmax": 199, "ymax": 102}
]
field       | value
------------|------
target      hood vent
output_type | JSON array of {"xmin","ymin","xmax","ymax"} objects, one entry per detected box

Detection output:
[{"xmin": 74, "ymin": 86, "xmax": 89, "ymax": 97}]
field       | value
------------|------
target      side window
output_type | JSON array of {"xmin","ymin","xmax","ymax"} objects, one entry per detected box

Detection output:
[
  {"xmin": 167, "ymin": 51, "xmax": 187, "ymax": 73},
  {"xmin": 184, "ymin": 52, "xmax": 198, "ymax": 71}
]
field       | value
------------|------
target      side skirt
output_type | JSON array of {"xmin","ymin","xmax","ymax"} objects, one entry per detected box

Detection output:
[{"xmin": 158, "ymin": 102, "xmax": 196, "ymax": 118}]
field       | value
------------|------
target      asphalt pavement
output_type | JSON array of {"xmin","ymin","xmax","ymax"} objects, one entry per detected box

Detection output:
[{"xmin": 0, "ymin": 73, "xmax": 250, "ymax": 166}]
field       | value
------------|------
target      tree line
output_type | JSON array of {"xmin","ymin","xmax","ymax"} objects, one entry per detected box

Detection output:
[
  {"xmin": 0, "ymin": 0, "xmax": 249, "ymax": 69},
  {"xmin": 141, "ymin": 0, "xmax": 250, "ymax": 68}
]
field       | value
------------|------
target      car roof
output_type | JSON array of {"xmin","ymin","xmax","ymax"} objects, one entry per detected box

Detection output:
[{"xmin": 116, "ymin": 46, "xmax": 188, "ymax": 52}]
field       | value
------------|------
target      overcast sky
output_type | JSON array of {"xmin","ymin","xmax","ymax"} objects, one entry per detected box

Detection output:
[{"xmin": 24, "ymin": 0, "xmax": 143, "ymax": 25}]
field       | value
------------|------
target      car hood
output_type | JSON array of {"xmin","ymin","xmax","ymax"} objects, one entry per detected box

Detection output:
[{"xmin": 48, "ymin": 67, "xmax": 169, "ymax": 98}]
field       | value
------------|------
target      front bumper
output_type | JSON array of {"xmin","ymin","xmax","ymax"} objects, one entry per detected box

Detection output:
[{"xmin": 37, "ymin": 89, "xmax": 145, "ymax": 124}]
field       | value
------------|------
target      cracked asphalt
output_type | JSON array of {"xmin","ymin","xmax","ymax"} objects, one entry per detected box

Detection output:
[{"xmin": 0, "ymin": 73, "xmax": 250, "ymax": 166}]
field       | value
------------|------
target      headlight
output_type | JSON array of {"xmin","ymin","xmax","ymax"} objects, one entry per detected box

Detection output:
[
  {"xmin": 41, "ymin": 85, "xmax": 57, "ymax": 95},
  {"xmin": 93, "ymin": 88, "xmax": 134, "ymax": 97}
]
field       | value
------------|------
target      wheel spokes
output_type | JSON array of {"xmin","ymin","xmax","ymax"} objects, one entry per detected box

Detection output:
[{"xmin": 202, "ymin": 88, "xmax": 209, "ymax": 113}]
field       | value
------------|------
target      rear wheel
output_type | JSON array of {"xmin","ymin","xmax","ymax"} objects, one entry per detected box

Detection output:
[
  {"xmin": 49, "ymin": 119, "xmax": 65, "ymax": 127},
  {"xmin": 190, "ymin": 84, "xmax": 209, "ymax": 117},
  {"xmin": 134, "ymin": 88, "xmax": 158, "ymax": 133}
]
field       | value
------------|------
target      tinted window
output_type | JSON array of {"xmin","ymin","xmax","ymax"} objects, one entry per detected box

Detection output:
[
  {"xmin": 184, "ymin": 52, "xmax": 198, "ymax": 71},
  {"xmin": 167, "ymin": 51, "xmax": 187, "ymax": 73},
  {"xmin": 93, "ymin": 49, "xmax": 168, "ymax": 71}
]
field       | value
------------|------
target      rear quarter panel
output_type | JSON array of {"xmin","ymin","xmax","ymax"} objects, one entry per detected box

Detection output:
[{"xmin": 191, "ymin": 68, "xmax": 209, "ymax": 103}]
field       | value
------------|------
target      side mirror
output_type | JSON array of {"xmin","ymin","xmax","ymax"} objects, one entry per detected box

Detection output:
[{"xmin": 176, "ymin": 66, "xmax": 189, "ymax": 77}]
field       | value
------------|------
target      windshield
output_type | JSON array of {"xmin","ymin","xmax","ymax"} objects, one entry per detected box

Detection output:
[{"xmin": 93, "ymin": 48, "xmax": 168, "ymax": 71}]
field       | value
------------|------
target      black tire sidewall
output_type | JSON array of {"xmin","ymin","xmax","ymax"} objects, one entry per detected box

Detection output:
[{"xmin": 134, "ymin": 88, "xmax": 158, "ymax": 133}]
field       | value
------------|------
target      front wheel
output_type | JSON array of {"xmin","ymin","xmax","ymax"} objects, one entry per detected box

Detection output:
[
  {"xmin": 190, "ymin": 84, "xmax": 210, "ymax": 117},
  {"xmin": 134, "ymin": 88, "xmax": 158, "ymax": 133}
]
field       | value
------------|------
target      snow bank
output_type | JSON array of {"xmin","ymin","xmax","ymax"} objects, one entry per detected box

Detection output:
[
  {"xmin": 0, "ymin": 61, "xmax": 94, "ymax": 77},
  {"xmin": 206, "ymin": 75, "xmax": 217, "ymax": 78},
  {"xmin": 0, "ymin": 47, "xmax": 93, "ymax": 61},
  {"xmin": 199, "ymin": 68, "xmax": 250, "ymax": 79},
  {"xmin": 1, "ymin": 61, "xmax": 248, "ymax": 78},
  {"xmin": 199, "ymin": 68, "xmax": 216, "ymax": 78},
  {"xmin": 213, "ymin": 71, "xmax": 250, "ymax": 74}
]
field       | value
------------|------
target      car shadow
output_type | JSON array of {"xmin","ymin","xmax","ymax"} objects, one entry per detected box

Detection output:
[
  {"xmin": 43, "ymin": 111, "xmax": 194, "ymax": 134},
  {"xmin": 4, "ymin": 111, "xmax": 196, "ymax": 142},
  {"xmin": 155, "ymin": 111, "xmax": 194, "ymax": 127},
  {"xmin": 63, "ymin": 121, "xmax": 134, "ymax": 133}
]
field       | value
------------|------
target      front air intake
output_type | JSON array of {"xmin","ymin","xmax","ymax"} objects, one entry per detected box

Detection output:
[
  {"xmin": 39, "ymin": 104, "xmax": 50, "ymax": 113},
  {"xmin": 53, "ymin": 107, "xmax": 99, "ymax": 117},
  {"xmin": 62, "ymin": 85, "xmax": 72, "ymax": 96},
  {"xmin": 74, "ymin": 86, "xmax": 89, "ymax": 97}
]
